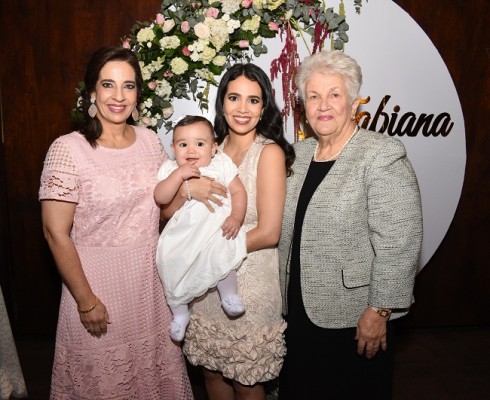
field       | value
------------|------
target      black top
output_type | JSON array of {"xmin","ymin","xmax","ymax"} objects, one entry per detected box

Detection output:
[{"xmin": 287, "ymin": 159, "xmax": 334, "ymax": 323}]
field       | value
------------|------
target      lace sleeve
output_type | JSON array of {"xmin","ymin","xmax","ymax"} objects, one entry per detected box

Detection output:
[{"xmin": 39, "ymin": 137, "xmax": 79, "ymax": 202}]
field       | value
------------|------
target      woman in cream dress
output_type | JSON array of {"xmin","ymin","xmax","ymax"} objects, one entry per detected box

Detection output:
[{"xmin": 164, "ymin": 63, "xmax": 295, "ymax": 399}]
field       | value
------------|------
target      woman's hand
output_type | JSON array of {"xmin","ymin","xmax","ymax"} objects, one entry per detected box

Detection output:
[
  {"xmin": 188, "ymin": 176, "xmax": 227, "ymax": 211},
  {"xmin": 79, "ymin": 297, "xmax": 111, "ymax": 338},
  {"xmin": 162, "ymin": 176, "xmax": 227, "ymax": 219},
  {"xmin": 355, "ymin": 307, "xmax": 388, "ymax": 359}
]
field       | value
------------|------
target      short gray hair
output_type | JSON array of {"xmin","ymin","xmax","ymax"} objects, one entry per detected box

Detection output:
[{"xmin": 295, "ymin": 50, "xmax": 363, "ymax": 103}]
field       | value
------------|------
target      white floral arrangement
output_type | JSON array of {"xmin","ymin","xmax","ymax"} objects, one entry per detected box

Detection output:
[{"xmin": 73, "ymin": 0, "xmax": 365, "ymax": 133}]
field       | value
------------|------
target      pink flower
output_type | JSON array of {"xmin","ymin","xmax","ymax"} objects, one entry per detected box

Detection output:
[
  {"xmin": 148, "ymin": 81, "xmax": 157, "ymax": 90},
  {"xmin": 122, "ymin": 38, "xmax": 131, "ymax": 49},
  {"xmin": 239, "ymin": 40, "xmax": 249, "ymax": 48},
  {"xmin": 206, "ymin": 7, "xmax": 219, "ymax": 18},
  {"xmin": 268, "ymin": 22, "xmax": 279, "ymax": 31},
  {"xmin": 241, "ymin": 0, "xmax": 253, "ymax": 8},
  {"xmin": 182, "ymin": 46, "xmax": 191, "ymax": 56},
  {"xmin": 164, "ymin": 71, "xmax": 174, "ymax": 78},
  {"xmin": 181, "ymin": 21, "xmax": 190, "ymax": 33},
  {"xmin": 156, "ymin": 13, "xmax": 165, "ymax": 25}
]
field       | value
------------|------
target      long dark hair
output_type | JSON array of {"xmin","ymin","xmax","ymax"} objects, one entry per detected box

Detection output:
[
  {"xmin": 72, "ymin": 46, "xmax": 143, "ymax": 147},
  {"xmin": 214, "ymin": 63, "xmax": 295, "ymax": 176}
]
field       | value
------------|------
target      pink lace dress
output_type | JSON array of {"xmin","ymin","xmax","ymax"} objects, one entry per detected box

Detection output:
[
  {"xmin": 39, "ymin": 127, "xmax": 193, "ymax": 400},
  {"xmin": 183, "ymin": 135, "xmax": 287, "ymax": 386}
]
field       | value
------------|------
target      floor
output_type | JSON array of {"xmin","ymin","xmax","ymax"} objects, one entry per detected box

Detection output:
[{"xmin": 12, "ymin": 325, "xmax": 490, "ymax": 399}]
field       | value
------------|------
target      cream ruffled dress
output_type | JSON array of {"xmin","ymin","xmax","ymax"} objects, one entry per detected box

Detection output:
[{"xmin": 183, "ymin": 135, "xmax": 287, "ymax": 385}]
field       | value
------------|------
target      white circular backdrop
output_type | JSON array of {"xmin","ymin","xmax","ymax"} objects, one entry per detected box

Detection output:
[{"xmin": 159, "ymin": 0, "xmax": 466, "ymax": 271}]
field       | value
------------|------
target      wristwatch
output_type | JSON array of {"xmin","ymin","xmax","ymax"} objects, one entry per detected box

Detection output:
[{"xmin": 370, "ymin": 305, "xmax": 392, "ymax": 318}]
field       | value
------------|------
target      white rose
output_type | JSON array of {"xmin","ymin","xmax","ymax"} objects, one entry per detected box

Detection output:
[
  {"xmin": 227, "ymin": 19, "xmax": 240, "ymax": 33},
  {"xmin": 170, "ymin": 57, "xmax": 189, "ymax": 75},
  {"xmin": 194, "ymin": 22, "xmax": 211, "ymax": 39},
  {"xmin": 190, "ymin": 51, "xmax": 201, "ymax": 62},
  {"xmin": 212, "ymin": 55, "xmax": 227, "ymax": 67},
  {"xmin": 140, "ymin": 65, "xmax": 152, "ymax": 81},
  {"xmin": 159, "ymin": 35, "xmax": 180, "ymax": 50},
  {"xmin": 241, "ymin": 15, "xmax": 261, "ymax": 34},
  {"xmin": 221, "ymin": 0, "xmax": 241, "ymax": 14},
  {"xmin": 162, "ymin": 20, "xmax": 176, "ymax": 33},
  {"xmin": 156, "ymin": 80, "xmax": 172, "ymax": 98},
  {"xmin": 136, "ymin": 27, "xmax": 155, "ymax": 43},
  {"xmin": 201, "ymin": 46, "xmax": 217, "ymax": 64},
  {"xmin": 195, "ymin": 40, "xmax": 206, "ymax": 52},
  {"xmin": 208, "ymin": 19, "xmax": 230, "ymax": 51}
]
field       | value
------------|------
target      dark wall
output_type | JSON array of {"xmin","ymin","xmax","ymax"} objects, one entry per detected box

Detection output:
[
  {"xmin": 395, "ymin": 0, "xmax": 490, "ymax": 327},
  {"xmin": 0, "ymin": 0, "xmax": 162, "ymax": 337},
  {"xmin": 0, "ymin": 0, "xmax": 488, "ymax": 338}
]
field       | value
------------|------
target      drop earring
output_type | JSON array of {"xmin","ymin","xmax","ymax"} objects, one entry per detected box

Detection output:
[
  {"xmin": 131, "ymin": 107, "xmax": 139, "ymax": 121},
  {"xmin": 88, "ymin": 98, "xmax": 97, "ymax": 118}
]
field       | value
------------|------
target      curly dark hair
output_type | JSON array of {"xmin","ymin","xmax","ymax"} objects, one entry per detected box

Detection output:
[
  {"xmin": 214, "ymin": 63, "xmax": 295, "ymax": 176},
  {"xmin": 72, "ymin": 46, "xmax": 143, "ymax": 148}
]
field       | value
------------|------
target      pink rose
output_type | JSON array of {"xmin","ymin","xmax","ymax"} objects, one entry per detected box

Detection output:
[
  {"xmin": 164, "ymin": 71, "xmax": 174, "ymax": 78},
  {"xmin": 156, "ymin": 13, "xmax": 165, "ymax": 25},
  {"xmin": 181, "ymin": 21, "xmax": 190, "ymax": 34},
  {"xmin": 241, "ymin": 0, "xmax": 253, "ymax": 8},
  {"xmin": 239, "ymin": 40, "xmax": 249, "ymax": 49},
  {"xmin": 148, "ymin": 81, "xmax": 157, "ymax": 90},
  {"xmin": 206, "ymin": 7, "xmax": 219, "ymax": 18},
  {"xmin": 122, "ymin": 38, "xmax": 131, "ymax": 49},
  {"xmin": 182, "ymin": 46, "xmax": 191, "ymax": 56},
  {"xmin": 268, "ymin": 22, "xmax": 279, "ymax": 31}
]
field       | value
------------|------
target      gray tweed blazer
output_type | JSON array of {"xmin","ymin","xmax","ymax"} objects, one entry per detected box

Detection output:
[{"xmin": 278, "ymin": 128, "xmax": 423, "ymax": 328}]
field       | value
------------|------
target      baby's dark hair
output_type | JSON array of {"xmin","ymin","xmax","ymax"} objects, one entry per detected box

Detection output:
[{"xmin": 173, "ymin": 115, "xmax": 215, "ymax": 142}]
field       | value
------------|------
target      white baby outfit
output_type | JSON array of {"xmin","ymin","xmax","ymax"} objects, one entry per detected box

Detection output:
[{"xmin": 156, "ymin": 151, "xmax": 247, "ymax": 308}]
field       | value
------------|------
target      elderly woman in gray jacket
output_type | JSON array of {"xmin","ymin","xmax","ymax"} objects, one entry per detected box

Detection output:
[{"xmin": 278, "ymin": 50, "xmax": 423, "ymax": 399}]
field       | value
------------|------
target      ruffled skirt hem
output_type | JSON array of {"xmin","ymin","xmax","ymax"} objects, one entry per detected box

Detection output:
[{"xmin": 183, "ymin": 316, "xmax": 286, "ymax": 386}]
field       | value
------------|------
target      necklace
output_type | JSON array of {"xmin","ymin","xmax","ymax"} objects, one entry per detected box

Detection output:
[{"xmin": 314, "ymin": 125, "xmax": 359, "ymax": 162}]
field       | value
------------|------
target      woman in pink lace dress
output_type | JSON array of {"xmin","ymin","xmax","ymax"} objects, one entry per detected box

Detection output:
[{"xmin": 39, "ymin": 47, "xmax": 194, "ymax": 399}]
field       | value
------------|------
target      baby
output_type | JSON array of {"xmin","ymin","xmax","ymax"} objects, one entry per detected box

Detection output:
[{"xmin": 155, "ymin": 115, "xmax": 247, "ymax": 341}]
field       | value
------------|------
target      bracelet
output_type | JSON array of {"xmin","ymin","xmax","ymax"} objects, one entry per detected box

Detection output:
[
  {"xmin": 184, "ymin": 180, "xmax": 192, "ymax": 201},
  {"xmin": 78, "ymin": 297, "xmax": 98, "ymax": 314}
]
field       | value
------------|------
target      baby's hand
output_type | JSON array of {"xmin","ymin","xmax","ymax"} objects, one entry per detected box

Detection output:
[
  {"xmin": 178, "ymin": 163, "xmax": 201, "ymax": 180},
  {"xmin": 221, "ymin": 216, "xmax": 241, "ymax": 240}
]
